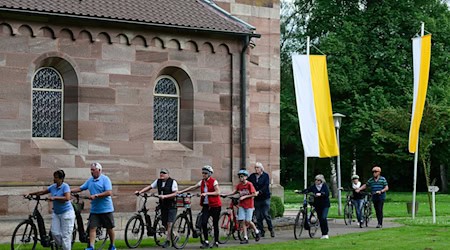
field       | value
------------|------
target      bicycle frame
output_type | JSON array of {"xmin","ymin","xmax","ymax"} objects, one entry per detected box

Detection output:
[
  {"xmin": 14, "ymin": 195, "xmax": 53, "ymax": 248},
  {"xmin": 71, "ymin": 193, "xmax": 108, "ymax": 249}
]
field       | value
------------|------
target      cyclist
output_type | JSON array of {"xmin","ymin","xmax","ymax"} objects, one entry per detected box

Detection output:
[
  {"xmin": 25, "ymin": 170, "xmax": 75, "ymax": 250},
  {"xmin": 248, "ymin": 162, "xmax": 274, "ymax": 238},
  {"xmin": 351, "ymin": 174, "xmax": 364, "ymax": 226},
  {"xmin": 306, "ymin": 174, "xmax": 330, "ymax": 239},
  {"xmin": 224, "ymin": 169, "xmax": 261, "ymax": 244},
  {"xmin": 356, "ymin": 166, "xmax": 389, "ymax": 228},
  {"xmin": 71, "ymin": 162, "xmax": 116, "ymax": 250},
  {"xmin": 135, "ymin": 168, "xmax": 178, "ymax": 248},
  {"xmin": 178, "ymin": 165, "xmax": 221, "ymax": 248}
]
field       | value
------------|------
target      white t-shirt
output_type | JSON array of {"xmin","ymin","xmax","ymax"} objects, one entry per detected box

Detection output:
[
  {"xmin": 151, "ymin": 179, "xmax": 178, "ymax": 194},
  {"xmin": 197, "ymin": 179, "xmax": 218, "ymax": 204}
]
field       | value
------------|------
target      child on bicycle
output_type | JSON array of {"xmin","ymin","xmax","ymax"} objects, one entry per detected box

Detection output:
[
  {"xmin": 224, "ymin": 169, "xmax": 261, "ymax": 244},
  {"xmin": 351, "ymin": 174, "xmax": 364, "ymax": 226}
]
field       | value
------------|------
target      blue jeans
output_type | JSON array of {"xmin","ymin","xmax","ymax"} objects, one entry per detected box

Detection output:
[
  {"xmin": 352, "ymin": 199, "xmax": 363, "ymax": 222},
  {"xmin": 254, "ymin": 198, "xmax": 273, "ymax": 234}
]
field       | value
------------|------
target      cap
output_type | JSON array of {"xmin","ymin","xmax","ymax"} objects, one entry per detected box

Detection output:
[
  {"xmin": 351, "ymin": 174, "xmax": 359, "ymax": 180},
  {"xmin": 160, "ymin": 168, "xmax": 169, "ymax": 174},
  {"xmin": 92, "ymin": 162, "xmax": 102, "ymax": 170}
]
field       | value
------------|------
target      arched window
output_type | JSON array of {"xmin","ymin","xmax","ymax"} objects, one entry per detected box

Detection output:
[
  {"xmin": 32, "ymin": 67, "xmax": 63, "ymax": 138},
  {"xmin": 153, "ymin": 76, "xmax": 180, "ymax": 141}
]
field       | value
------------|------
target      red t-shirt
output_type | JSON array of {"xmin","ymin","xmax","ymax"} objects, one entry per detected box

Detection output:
[{"xmin": 236, "ymin": 181, "xmax": 256, "ymax": 209}]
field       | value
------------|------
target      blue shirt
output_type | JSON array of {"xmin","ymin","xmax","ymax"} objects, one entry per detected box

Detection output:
[
  {"xmin": 80, "ymin": 174, "xmax": 114, "ymax": 214},
  {"xmin": 48, "ymin": 183, "xmax": 73, "ymax": 214}
]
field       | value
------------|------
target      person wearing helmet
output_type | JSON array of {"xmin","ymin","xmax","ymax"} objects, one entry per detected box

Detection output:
[
  {"xmin": 351, "ymin": 174, "xmax": 364, "ymax": 226},
  {"xmin": 224, "ymin": 169, "xmax": 261, "ymax": 244},
  {"xmin": 178, "ymin": 165, "xmax": 222, "ymax": 248},
  {"xmin": 248, "ymin": 162, "xmax": 274, "ymax": 237},
  {"xmin": 356, "ymin": 166, "xmax": 389, "ymax": 228}
]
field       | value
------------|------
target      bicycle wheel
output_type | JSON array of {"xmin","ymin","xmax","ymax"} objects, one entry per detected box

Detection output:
[
  {"xmin": 293, "ymin": 209, "xmax": 304, "ymax": 240},
  {"xmin": 171, "ymin": 214, "xmax": 190, "ymax": 249},
  {"xmin": 217, "ymin": 212, "xmax": 232, "ymax": 244},
  {"xmin": 11, "ymin": 220, "xmax": 38, "ymax": 250},
  {"xmin": 249, "ymin": 213, "xmax": 257, "ymax": 239},
  {"xmin": 153, "ymin": 216, "xmax": 167, "ymax": 247},
  {"xmin": 364, "ymin": 203, "xmax": 372, "ymax": 227},
  {"xmin": 71, "ymin": 223, "xmax": 77, "ymax": 246},
  {"xmin": 195, "ymin": 213, "xmax": 213, "ymax": 245},
  {"xmin": 93, "ymin": 227, "xmax": 108, "ymax": 250},
  {"xmin": 344, "ymin": 202, "xmax": 353, "ymax": 225},
  {"xmin": 308, "ymin": 209, "xmax": 320, "ymax": 238},
  {"xmin": 125, "ymin": 215, "xmax": 144, "ymax": 248}
]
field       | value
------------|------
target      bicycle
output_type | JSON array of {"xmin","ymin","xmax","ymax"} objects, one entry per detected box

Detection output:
[
  {"xmin": 11, "ymin": 195, "xmax": 58, "ymax": 250},
  {"xmin": 124, "ymin": 193, "xmax": 167, "ymax": 248},
  {"xmin": 217, "ymin": 195, "xmax": 257, "ymax": 244},
  {"xmin": 171, "ymin": 193, "xmax": 211, "ymax": 249},
  {"xmin": 361, "ymin": 193, "xmax": 372, "ymax": 228},
  {"xmin": 71, "ymin": 193, "xmax": 109, "ymax": 250},
  {"xmin": 293, "ymin": 190, "xmax": 320, "ymax": 239},
  {"xmin": 343, "ymin": 191, "xmax": 354, "ymax": 225}
]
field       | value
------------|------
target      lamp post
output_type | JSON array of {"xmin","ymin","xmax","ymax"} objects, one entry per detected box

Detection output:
[{"xmin": 333, "ymin": 113, "xmax": 345, "ymax": 216}]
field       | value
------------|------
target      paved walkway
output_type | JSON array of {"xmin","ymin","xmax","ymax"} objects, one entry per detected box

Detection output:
[{"xmin": 138, "ymin": 216, "xmax": 401, "ymax": 249}]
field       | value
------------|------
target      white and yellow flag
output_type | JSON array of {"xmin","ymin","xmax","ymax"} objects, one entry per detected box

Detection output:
[
  {"xmin": 409, "ymin": 34, "xmax": 431, "ymax": 153},
  {"xmin": 292, "ymin": 55, "xmax": 339, "ymax": 158}
]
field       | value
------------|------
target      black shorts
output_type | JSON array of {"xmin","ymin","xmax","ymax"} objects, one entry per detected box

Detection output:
[
  {"xmin": 89, "ymin": 212, "xmax": 115, "ymax": 229},
  {"xmin": 161, "ymin": 207, "xmax": 177, "ymax": 226}
]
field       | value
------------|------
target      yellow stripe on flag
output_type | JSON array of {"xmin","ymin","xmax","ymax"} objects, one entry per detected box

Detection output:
[
  {"xmin": 292, "ymin": 54, "xmax": 339, "ymax": 158},
  {"xmin": 409, "ymin": 34, "xmax": 431, "ymax": 153},
  {"xmin": 310, "ymin": 56, "xmax": 339, "ymax": 157}
]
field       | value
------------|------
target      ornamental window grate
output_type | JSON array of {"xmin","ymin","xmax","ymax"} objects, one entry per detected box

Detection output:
[
  {"xmin": 32, "ymin": 67, "xmax": 63, "ymax": 138},
  {"xmin": 153, "ymin": 76, "xmax": 179, "ymax": 141}
]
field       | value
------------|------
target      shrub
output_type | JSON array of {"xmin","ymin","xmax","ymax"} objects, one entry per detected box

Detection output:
[{"xmin": 270, "ymin": 196, "xmax": 284, "ymax": 218}]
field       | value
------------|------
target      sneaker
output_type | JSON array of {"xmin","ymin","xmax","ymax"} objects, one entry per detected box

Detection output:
[
  {"xmin": 270, "ymin": 230, "xmax": 275, "ymax": 238},
  {"xmin": 85, "ymin": 247, "xmax": 94, "ymax": 250},
  {"xmin": 200, "ymin": 241, "xmax": 210, "ymax": 249},
  {"xmin": 240, "ymin": 239, "xmax": 249, "ymax": 244},
  {"xmin": 210, "ymin": 241, "xmax": 219, "ymax": 248},
  {"xmin": 255, "ymin": 232, "xmax": 260, "ymax": 242},
  {"xmin": 376, "ymin": 224, "xmax": 383, "ymax": 228},
  {"xmin": 320, "ymin": 235, "xmax": 329, "ymax": 239},
  {"xmin": 161, "ymin": 241, "xmax": 170, "ymax": 248},
  {"xmin": 108, "ymin": 245, "xmax": 116, "ymax": 250}
]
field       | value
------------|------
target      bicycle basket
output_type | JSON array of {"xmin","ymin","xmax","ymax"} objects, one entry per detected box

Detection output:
[
  {"xmin": 72, "ymin": 200, "xmax": 84, "ymax": 212},
  {"xmin": 307, "ymin": 195, "xmax": 315, "ymax": 205},
  {"xmin": 176, "ymin": 196, "xmax": 184, "ymax": 207}
]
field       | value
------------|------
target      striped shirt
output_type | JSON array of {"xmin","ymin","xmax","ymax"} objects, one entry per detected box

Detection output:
[{"xmin": 366, "ymin": 176, "xmax": 388, "ymax": 201}]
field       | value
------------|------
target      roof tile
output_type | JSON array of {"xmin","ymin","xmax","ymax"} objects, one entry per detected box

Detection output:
[{"xmin": 0, "ymin": 0, "xmax": 254, "ymax": 34}]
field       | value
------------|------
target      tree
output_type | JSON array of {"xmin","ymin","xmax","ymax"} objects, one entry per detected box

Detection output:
[{"xmin": 281, "ymin": 0, "xmax": 450, "ymax": 191}]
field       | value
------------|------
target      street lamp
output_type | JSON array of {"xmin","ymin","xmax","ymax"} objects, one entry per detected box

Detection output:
[{"xmin": 333, "ymin": 113, "xmax": 345, "ymax": 216}]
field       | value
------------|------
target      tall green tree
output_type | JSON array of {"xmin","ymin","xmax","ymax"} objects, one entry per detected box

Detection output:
[{"xmin": 281, "ymin": 0, "xmax": 450, "ymax": 191}]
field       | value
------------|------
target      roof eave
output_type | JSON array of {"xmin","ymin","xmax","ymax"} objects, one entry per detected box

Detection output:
[{"xmin": 0, "ymin": 8, "xmax": 260, "ymax": 37}]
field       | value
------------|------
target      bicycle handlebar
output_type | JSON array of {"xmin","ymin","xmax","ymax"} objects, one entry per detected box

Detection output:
[
  {"xmin": 23, "ymin": 195, "xmax": 48, "ymax": 201},
  {"xmin": 135, "ymin": 192, "xmax": 160, "ymax": 198},
  {"xmin": 176, "ymin": 193, "xmax": 201, "ymax": 198}
]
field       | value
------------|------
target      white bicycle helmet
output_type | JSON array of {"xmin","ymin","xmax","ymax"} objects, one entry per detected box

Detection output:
[{"xmin": 202, "ymin": 165, "xmax": 214, "ymax": 174}]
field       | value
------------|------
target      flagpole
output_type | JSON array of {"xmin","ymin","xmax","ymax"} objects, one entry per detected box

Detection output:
[
  {"xmin": 412, "ymin": 140, "xmax": 418, "ymax": 219},
  {"xmin": 412, "ymin": 22, "xmax": 424, "ymax": 219},
  {"xmin": 304, "ymin": 36, "xmax": 310, "ymax": 190}
]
